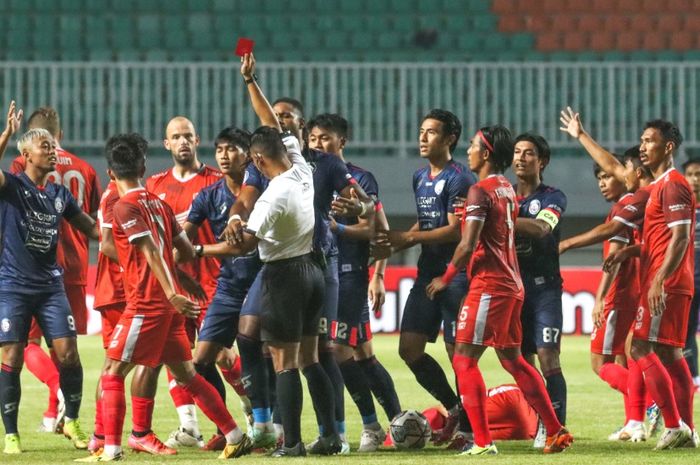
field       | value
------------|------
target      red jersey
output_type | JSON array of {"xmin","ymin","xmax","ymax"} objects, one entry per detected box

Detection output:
[
  {"xmin": 112, "ymin": 188, "xmax": 183, "ymax": 313},
  {"xmin": 641, "ymin": 168, "xmax": 696, "ymax": 295},
  {"xmin": 464, "ymin": 175, "xmax": 523, "ymax": 299},
  {"xmin": 11, "ymin": 147, "xmax": 101, "ymax": 285},
  {"xmin": 603, "ymin": 193, "xmax": 640, "ymax": 307},
  {"xmin": 93, "ymin": 181, "xmax": 125, "ymax": 310},
  {"xmin": 146, "ymin": 165, "xmax": 221, "ymax": 298},
  {"xmin": 611, "ymin": 185, "xmax": 651, "ymax": 233}
]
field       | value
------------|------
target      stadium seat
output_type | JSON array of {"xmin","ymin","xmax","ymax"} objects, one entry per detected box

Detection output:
[
  {"xmin": 338, "ymin": 0, "xmax": 364, "ymax": 13},
  {"xmin": 9, "ymin": 0, "xmax": 32, "ymax": 12},
  {"xmin": 58, "ymin": 0, "xmax": 83, "ymax": 13},
  {"xmin": 187, "ymin": 0, "xmax": 211, "ymax": 12},
  {"xmin": 109, "ymin": 18, "xmax": 136, "ymax": 49},
  {"xmin": 115, "ymin": 50, "xmax": 143, "ymax": 61},
  {"xmin": 324, "ymin": 31, "xmax": 349, "ymax": 50},
  {"xmin": 110, "ymin": 0, "xmax": 134, "ymax": 12},
  {"xmin": 393, "ymin": 15, "xmax": 417, "ymax": 33},
  {"xmin": 8, "ymin": 14, "xmax": 30, "ymax": 31},
  {"xmin": 498, "ymin": 14, "xmax": 526, "ymax": 33},
  {"xmin": 377, "ymin": 32, "xmax": 402, "ymax": 49},
  {"xmin": 88, "ymin": 49, "xmax": 114, "ymax": 61},
  {"xmin": 366, "ymin": 17, "xmax": 391, "ymax": 32},
  {"xmin": 339, "ymin": 16, "xmax": 364, "ymax": 32},
  {"xmin": 213, "ymin": 0, "xmax": 235, "ymax": 12},
  {"xmin": 162, "ymin": 16, "xmax": 188, "ymax": 50}
]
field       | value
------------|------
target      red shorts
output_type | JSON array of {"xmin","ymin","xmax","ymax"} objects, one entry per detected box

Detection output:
[
  {"xmin": 98, "ymin": 303, "xmax": 126, "ymax": 349},
  {"xmin": 590, "ymin": 300, "xmax": 637, "ymax": 355},
  {"xmin": 455, "ymin": 292, "xmax": 523, "ymax": 349},
  {"xmin": 633, "ymin": 291, "xmax": 691, "ymax": 348},
  {"xmin": 106, "ymin": 310, "xmax": 192, "ymax": 368},
  {"xmin": 27, "ymin": 284, "xmax": 88, "ymax": 339}
]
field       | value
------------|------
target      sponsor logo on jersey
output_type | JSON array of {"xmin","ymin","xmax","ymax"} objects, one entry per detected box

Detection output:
[{"xmin": 121, "ymin": 219, "xmax": 138, "ymax": 229}]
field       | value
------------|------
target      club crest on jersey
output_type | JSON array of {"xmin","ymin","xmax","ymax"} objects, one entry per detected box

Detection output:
[
  {"xmin": 1, "ymin": 318, "xmax": 10, "ymax": 333},
  {"xmin": 54, "ymin": 197, "xmax": 64, "ymax": 213},
  {"xmin": 434, "ymin": 179, "xmax": 446, "ymax": 195},
  {"xmin": 528, "ymin": 199, "xmax": 541, "ymax": 215},
  {"xmin": 158, "ymin": 193, "xmax": 166, "ymax": 200}
]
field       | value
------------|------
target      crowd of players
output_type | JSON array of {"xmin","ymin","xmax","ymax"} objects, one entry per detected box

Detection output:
[{"xmin": 0, "ymin": 52, "xmax": 698, "ymax": 460}]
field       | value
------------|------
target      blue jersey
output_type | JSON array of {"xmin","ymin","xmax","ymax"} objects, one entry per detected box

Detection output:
[
  {"xmin": 412, "ymin": 160, "xmax": 475, "ymax": 277},
  {"xmin": 694, "ymin": 207, "xmax": 700, "ymax": 288},
  {"xmin": 0, "ymin": 171, "xmax": 81, "ymax": 290},
  {"xmin": 515, "ymin": 183, "xmax": 567, "ymax": 287},
  {"xmin": 187, "ymin": 178, "xmax": 262, "ymax": 296},
  {"xmin": 243, "ymin": 162, "xmax": 269, "ymax": 193},
  {"xmin": 337, "ymin": 162, "xmax": 380, "ymax": 274},
  {"xmin": 306, "ymin": 148, "xmax": 353, "ymax": 257}
]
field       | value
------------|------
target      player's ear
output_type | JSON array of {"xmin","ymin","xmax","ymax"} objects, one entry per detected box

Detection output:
[
  {"xmin": 106, "ymin": 168, "xmax": 116, "ymax": 181},
  {"xmin": 163, "ymin": 138, "xmax": 171, "ymax": 151},
  {"xmin": 194, "ymin": 134, "xmax": 201, "ymax": 147},
  {"xmin": 339, "ymin": 137, "xmax": 347, "ymax": 150}
]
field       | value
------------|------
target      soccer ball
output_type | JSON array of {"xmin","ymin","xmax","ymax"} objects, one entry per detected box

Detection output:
[{"xmin": 390, "ymin": 410, "xmax": 432, "ymax": 449}]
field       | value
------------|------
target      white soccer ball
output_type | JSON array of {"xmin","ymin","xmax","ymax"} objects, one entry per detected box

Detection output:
[{"xmin": 389, "ymin": 409, "xmax": 432, "ymax": 449}]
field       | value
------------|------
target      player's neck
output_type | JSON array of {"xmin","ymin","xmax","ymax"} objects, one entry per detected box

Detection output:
[
  {"xmin": 24, "ymin": 168, "xmax": 50, "ymax": 187},
  {"xmin": 515, "ymin": 175, "xmax": 541, "ymax": 197},
  {"xmin": 650, "ymin": 158, "xmax": 674, "ymax": 180},
  {"xmin": 428, "ymin": 153, "xmax": 451, "ymax": 175},
  {"xmin": 224, "ymin": 175, "xmax": 241, "ymax": 196},
  {"xmin": 114, "ymin": 178, "xmax": 143, "ymax": 197},
  {"xmin": 477, "ymin": 166, "xmax": 498, "ymax": 180},
  {"xmin": 172, "ymin": 159, "xmax": 202, "ymax": 179}
]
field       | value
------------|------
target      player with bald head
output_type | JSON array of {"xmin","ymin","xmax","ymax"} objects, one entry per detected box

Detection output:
[{"xmin": 146, "ymin": 116, "xmax": 231, "ymax": 450}]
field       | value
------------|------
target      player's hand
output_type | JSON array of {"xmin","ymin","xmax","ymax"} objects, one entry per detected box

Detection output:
[
  {"xmin": 558, "ymin": 239, "xmax": 571, "ymax": 255},
  {"xmin": 452, "ymin": 196, "xmax": 466, "ymax": 221},
  {"xmin": 177, "ymin": 272, "xmax": 208, "ymax": 302},
  {"xmin": 559, "ymin": 106, "xmax": 584, "ymax": 139},
  {"xmin": 602, "ymin": 247, "xmax": 630, "ymax": 272},
  {"xmin": 426, "ymin": 277, "xmax": 447, "ymax": 300},
  {"xmin": 370, "ymin": 242, "xmax": 392, "ymax": 260},
  {"xmin": 648, "ymin": 278, "xmax": 666, "ymax": 316},
  {"xmin": 592, "ymin": 298, "xmax": 605, "ymax": 328},
  {"xmin": 3, "ymin": 101, "xmax": 23, "ymax": 137},
  {"xmin": 240, "ymin": 52, "xmax": 256, "ymax": 80},
  {"xmin": 220, "ymin": 218, "xmax": 245, "ymax": 245},
  {"xmin": 169, "ymin": 294, "xmax": 201, "ymax": 319},
  {"xmin": 331, "ymin": 189, "xmax": 364, "ymax": 217},
  {"xmin": 377, "ymin": 230, "xmax": 410, "ymax": 250},
  {"xmin": 368, "ymin": 274, "xmax": 386, "ymax": 317}
]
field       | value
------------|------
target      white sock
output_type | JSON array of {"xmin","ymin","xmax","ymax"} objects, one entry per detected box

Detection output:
[
  {"xmin": 253, "ymin": 420, "xmax": 273, "ymax": 432},
  {"xmin": 225, "ymin": 426, "xmax": 243, "ymax": 444},
  {"xmin": 626, "ymin": 420, "xmax": 643, "ymax": 429},
  {"xmin": 103, "ymin": 445, "xmax": 122, "ymax": 457},
  {"xmin": 176, "ymin": 405, "xmax": 200, "ymax": 436},
  {"xmin": 274, "ymin": 423, "xmax": 284, "ymax": 437}
]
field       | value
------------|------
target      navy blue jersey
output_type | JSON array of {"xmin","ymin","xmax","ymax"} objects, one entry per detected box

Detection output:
[
  {"xmin": 413, "ymin": 159, "xmax": 475, "ymax": 277},
  {"xmin": 243, "ymin": 162, "xmax": 269, "ymax": 193},
  {"xmin": 694, "ymin": 207, "xmax": 700, "ymax": 288},
  {"xmin": 336, "ymin": 162, "xmax": 380, "ymax": 273},
  {"xmin": 306, "ymin": 148, "xmax": 353, "ymax": 257},
  {"xmin": 0, "ymin": 171, "xmax": 81, "ymax": 290},
  {"xmin": 187, "ymin": 178, "xmax": 262, "ymax": 295},
  {"xmin": 515, "ymin": 183, "xmax": 567, "ymax": 286}
]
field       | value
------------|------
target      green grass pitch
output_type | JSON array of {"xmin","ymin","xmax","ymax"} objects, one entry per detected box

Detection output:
[{"xmin": 4, "ymin": 334, "xmax": 699, "ymax": 464}]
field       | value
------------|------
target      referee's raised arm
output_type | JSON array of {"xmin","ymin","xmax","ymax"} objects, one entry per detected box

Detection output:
[{"xmin": 241, "ymin": 53, "xmax": 281, "ymax": 132}]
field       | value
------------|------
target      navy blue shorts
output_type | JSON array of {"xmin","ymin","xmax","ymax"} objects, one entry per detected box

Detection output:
[
  {"xmin": 0, "ymin": 288, "xmax": 76, "ymax": 344},
  {"xmin": 334, "ymin": 270, "xmax": 371, "ymax": 347},
  {"xmin": 400, "ymin": 272, "xmax": 467, "ymax": 344},
  {"xmin": 197, "ymin": 290, "xmax": 245, "ymax": 348},
  {"xmin": 318, "ymin": 254, "xmax": 339, "ymax": 336},
  {"xmin": 520, "ymin": 283, "xmax": 563, "ymax": 355},
  {"xmin": 240, "ymin": 272, "xmax": 263, "ymax": 317}
]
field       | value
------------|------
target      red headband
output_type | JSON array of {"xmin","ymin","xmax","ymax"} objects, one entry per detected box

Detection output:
[{"xmin": 477, "ymin": 130, "xmax": 494, "ymax": 153}]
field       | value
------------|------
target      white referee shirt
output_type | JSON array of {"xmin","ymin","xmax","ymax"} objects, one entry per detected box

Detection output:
[{"xmin": 246, "ymin": 134, "xmax": 315, "ymax": 262}]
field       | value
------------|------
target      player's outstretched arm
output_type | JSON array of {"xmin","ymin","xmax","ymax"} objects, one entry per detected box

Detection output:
[
  {"xmin": 386, "ymin": 213, "xmax": 461, "ymax": 249},
  {"xmin": 0, "ymin": 101, "xmax": 24, "ymax": 189},
  {"xmin": 515, "ymin": 217, "xmax": 551, "ymax": 239},
  {"xmin": 69, "ymin": 212, "xmax": 99, "ymax": 240},
  {"xmin": 134, "ymin": 234, "xmax": 200, "ymax": 319},
  {"xmin": 221, "ymin": 186, "xmax": 262, "ymax": 245},
  {"xmin": 602, "ymin": 244, "xmax": 640, "ymax": 272},
  {"xmin": 559, "ymin": 220, "xmax": 626, "ymax": 254},
  {"xmin": 241, "ymin": 53, "xmax": 281, "ymax": 132},
  {"xmin": 560, "ymin": 106, "xmax": 626, "ymax": 182},
  {"xmin": 202, "ymin": 234, "xmax": 258, "ymax": 258}
]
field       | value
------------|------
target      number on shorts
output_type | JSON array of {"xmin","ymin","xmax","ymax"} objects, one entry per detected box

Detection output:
[
  {"xmin": 318, "ymin": 317, "xmax": 327, "ymax": 335},
  {"xmin": 109, "ymin": 324, "xmax": 124, "ymax": 348},
  {"xmin": 335, "ymin": 322, "xmax": 348, "ymax": 340},
  {"xmin": 66, "ymin": 315, "xmax": 76, "ymax": 331},
  {"xmin": 542, "ymin": 327, "xmax": 560, "ymax": 344}
]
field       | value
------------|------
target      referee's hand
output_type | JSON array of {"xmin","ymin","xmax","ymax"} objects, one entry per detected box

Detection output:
[
  {"xmin": 169, "ymin": 294, "xmax": 201, "ymax": 319},
  {"xmin": 221, "ymin": 218, "xmax": 245, "ymax": 245}
]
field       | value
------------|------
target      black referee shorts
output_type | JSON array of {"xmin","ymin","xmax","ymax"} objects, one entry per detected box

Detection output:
[{"xmin": 259, "ymin": 253, "xmax": 325, "ymax": 343}]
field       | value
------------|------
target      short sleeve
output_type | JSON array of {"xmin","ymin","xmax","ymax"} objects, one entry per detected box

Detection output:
[
  {"xmin": 663, "ymin": 179, "xmax": 694, "ymax": 228},
  {"xmin": 99, "ymin": 190, "xmax": 119, "ymax": 229},
  {"xmin": 246, "ymin": 192, "xmax": 285, "ymax": 239},
  {"xmin": 187, "ymin": 188, "xmax": 209, "ymax": 225},
  {"xmin": 464, "ymin": 184, "xmax": 490, "ymax": 222},
  {"xmin": 446, "ymin": 172, "xmax": 471, "ymax": 214},
  {"xmin": 113, "ymin": 200, "xmax": 151, "ymax": 243},
  {"xmin": 536, "ymin": 190, "xmax": 566, "ymax": 230},
  {"xmin": 243, "ymin": 164, "xmax": 266, "ymax": 192},
  {"xmin": 282, "ymin": 134, "xmax": 306, "ymax": 166},
  {"xmin": 607, "ymin": 203, "xmax": 632, "ymax": 244},
  {"xmin": 0, "ymin": 170, "xmax": 19, "ymax": 197},
  {"xmin": 612, "ymin": 190, "xmax": 647, "ymax": 230},
  {"xmin": 327, "ymin": 155, "xmax": 352, "ymax": 194},
  {"xmin": 62, "ymin": 190, "xmax": 82, "ymax": 221}
]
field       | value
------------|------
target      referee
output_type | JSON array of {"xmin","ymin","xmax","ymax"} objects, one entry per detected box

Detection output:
[{"xmin": 201, "ymin": 53, "xmax": 341, "ymax": 457}]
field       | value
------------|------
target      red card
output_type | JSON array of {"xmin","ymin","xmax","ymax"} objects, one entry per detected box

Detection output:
[{"xmin": 235, "ymin": 38, "xmax": 255, "ymax": 57}]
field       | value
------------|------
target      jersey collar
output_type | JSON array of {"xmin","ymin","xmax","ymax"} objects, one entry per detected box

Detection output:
[{"xmin": 650, "ymin": 167, "xmax": 676, "ymax": 184}]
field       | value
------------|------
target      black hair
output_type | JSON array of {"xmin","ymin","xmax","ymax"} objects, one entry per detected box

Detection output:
[
  {"xmin": 478, "ymin": 125, "xmax": 513, "ymax": 173},
  {"xmin": 272, "ymin": 97, "xmax": 305, "ymax": 117},
  {"xmin": 250, "ymin": 127, "xmax": 286, "ymax": 160},
  {"xmin": 105, "ymin": 133, "xmax": 148, "ymax": 179},
  {"xmin": 422, "ymin": 109, "xmax": 462, "ymax": 152},
  {"xmin": 644, "ymin": 119, "xmax": 683, "ymax": 149},
  {"xmin": 215, "ymin": 126, "xmax": 251, "ymax": 152},
  {"xmin": 514, "ymin": 132, "xmax": 551, "ymax": 170},
  {"xmin": 682, "ymin": 157, "xmax": 700, "ymax": 172},
  {"xmin": 622, "ymin": 144, "xmax": 652, "ymax": 179},
  {"xmin": 307, "ymin": 113, "xmax": 349, "ymax": 139}
]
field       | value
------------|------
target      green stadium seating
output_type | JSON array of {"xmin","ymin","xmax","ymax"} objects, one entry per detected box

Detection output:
[
  {"xmin": 9, "ymin": 0, "xmax": 32, "ymax": 12},
  {"xmin": 8, "ymin": 14, "xmax": 30, "ymax": 31},
  {"xmin": 213, "ymin": 0, "xmax": 235, "ymax": 12},
  {"xmin": 58, "ymin": 0, "xmax": 82, "ymax": 13},
  {"xmin": 339, "ymin": 15, "xmax": 364, "ymax": 32}
]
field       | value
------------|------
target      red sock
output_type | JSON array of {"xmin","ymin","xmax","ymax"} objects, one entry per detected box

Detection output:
[
  {"xmin": 131, "ymin": 396, "xmax": 155, "ymax": 434},
  {"xmin": 183, "ymin": 374, "xmax": 237, "ymax": 435},
  {"xmin": 24, "ymin": 343, "xmax": 60, "ymax": 418},
  {"xmin": 598, "ymin": 362, "xmax": 629, "ymax": 421},
  {"xmin": 167, "ymin": 368, "xmax": 194, "ymax": 407},
  {"xmin": 626, "ymin": 358, "xmax": 646, "ymax": 422},
  {"xmin": 637, "ymin": 353, "xmax": 681, "ymax": 428},
  {"xmin": 94, "ymin": 394, "xmax": 104, "ymax": 437},
  {"xmin": 221, "ymin": 357, "xmax": 247, "ymax": 397},
  {"xmin": 101, "ymin": 374, "xmax": 126, "ymax": 447},
  {"xmin": 452, "ymin": 354, "xmax": 491, "ymax": 447},
  {"xmin": 500, "ymin": 356, "xmax": 562, "ymax": 436},
  {"xmin": 665, "ymin": 357, "xmax": 695, "ymax": 430}
]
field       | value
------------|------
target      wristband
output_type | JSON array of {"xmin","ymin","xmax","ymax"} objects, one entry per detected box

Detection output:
[
  {"xmin": 228, "ymin": 214, "xmax": 242, "ymax": 225},
  {"xmin": 442, "ymin": 262, "xmax": 459, "ymax": 285},
  {"xmin": 335, "ymin": 223, "xmax": 346, "ymax": 236},
  {"xmin": 244, "ymin": 74, "xmax": 258, "ymax": 84}
]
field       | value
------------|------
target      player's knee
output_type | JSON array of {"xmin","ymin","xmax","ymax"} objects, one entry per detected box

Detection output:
[
  {"xmin": 1, "ymin": 343, "xmax": 24, "ymax": 367},
  {"xmin": 536, "ymin": 348, "xmax": 560, "ymax": 372},
  {"xmin": 630, "ymin": 339, "xmax": 651, "ymax": 361},
  {"xmin": 398, "ymin": 343, "xmax": 421, "ymax": 364},
  {"xmin": 55, "ymin": 347, "xmax": 80, "ymax": 367}
]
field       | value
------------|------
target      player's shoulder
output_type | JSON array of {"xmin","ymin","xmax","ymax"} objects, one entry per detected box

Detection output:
[
  {"xmin": 200, "ymin": 165, "xmax": 223, "ymax": 179},
  {"xmin": 539, "ymin": 183, "xmax": 566, "ymax": 198},
  {"xmin": 56, "ymin": 148, "xmax": 97, "ymax": 174},
  {"xmin": 199, "ymin": 178, "xmax": 225, "ymax": 196},
  {"xmin": 146, "ymin": 169, "xmax": 171, "ymax": 186},
  {"xmin": 347, "ymin": 162, "xmax": 376, "ymax": 182}
]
